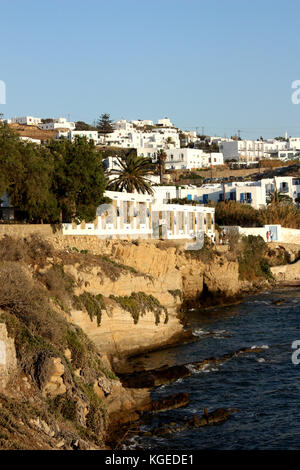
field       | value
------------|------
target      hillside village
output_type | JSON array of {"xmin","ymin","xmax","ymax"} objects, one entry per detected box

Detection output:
[{"xmin": 2, "ymin": 114, "xmax": 300, "ymax": 244}]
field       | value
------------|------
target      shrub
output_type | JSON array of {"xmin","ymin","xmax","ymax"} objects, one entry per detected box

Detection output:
[
  {"xmin": 110, "ymin": 292, "xmax": 167, "ymax": 324},
  {"xmin": 215, "ymin": 201, "xmax": 260, "ymax": 227},
  {"xmin": 0, "ymin": 234, "xmax": 53, "ymax": 264},
  {"xmin": 226, "ymin": 227, "xmax": 240, "ymax": 253},
  {"xmin": 38, "ymin": 264, "xmax": 75, "ymax": 313},
  {"xmin": 188, "ymin": 233, "xmax": 215, "ymax": 263},
  {"xmin": 215, "ymin": 200, "xmax": 300, "ymax": 230},
  {"xmin": 238, "ymin": 235, "xmax": 272, "ymax": 281},
  {"xmin": 75, "ymin": 292, "xmax": 106, "ymax": 326},
  {"xmin": 0, "ymin": 262, "xmax": 66, "ymax": 347}
]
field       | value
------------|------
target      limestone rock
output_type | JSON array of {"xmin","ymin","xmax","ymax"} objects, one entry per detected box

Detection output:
[
  {"xmin": 39, "ymin": 356, "xmax": 66, "ymax": 398},
  {"xmin": 0, "ymin": 322, "xmax": 17, "ymax": 391},
  {"xmin": 29, "ymin": 417, "xmax": 58, "ymax": 437}
]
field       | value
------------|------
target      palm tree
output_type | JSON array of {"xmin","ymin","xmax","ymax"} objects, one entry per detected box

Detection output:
[
  {"xmin": 267, "ymin": 178, "xmax": 292, "ymax": 204},
  {"xmin": 107, "ymin": 151, "xmax": 155, "ymax": 195},
  {"xmin": 157, "ymin": 149, "xmax": 167, "ymax": 183}
]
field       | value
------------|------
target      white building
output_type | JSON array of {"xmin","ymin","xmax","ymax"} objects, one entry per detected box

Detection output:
[
  {"xmin": 20, "ymin": 136, "xmax": 41, "ymax": 145},
  {"xmin": 104, "ymin": 124, "xmax": 180, "ymax": 150},
  {"xmin": 62, "ymin": 189, "xmax": 215, "ymax": 241},
  {"xmin": 57, "ymin": 130, "xmax": 99, "ymax": 143},
  {"xmin": 131, "ymin": 120, "xmax": 154, "ymax": 128},
  {"xmin": 40, "ymin": 117, "xmax": 76, "ymax": 131},
  {"xmin": 163, "ymin": 148, "xmax": 223, "ymax": 170},
  {"xmin": 278, "ymin": 149, "xmax": 300, "ymax": 161},
  {"xmin": 288, "ymin": 137, "xmax": 300, "ymax": 150},
  {"xmin": 182, "ymin": 176, "xmax": 300, "ymax": 209},
  {"xmin": 219, "ymin": 139, "xmax": 288, "ymax": 162},
  {"xmin": 100, "ymin": 117, "xmax": 180, "ymax": 150},
  {"xmin": 157, "ymin": 118, "xmax": 174, "ymax": 128},
  {"xmin": 9, "ymin": 116, "xmax": 42, "ymax": 126},
  {"xmin": 114, "ymin": 120, "xmax": 134, "ymax": 131}
]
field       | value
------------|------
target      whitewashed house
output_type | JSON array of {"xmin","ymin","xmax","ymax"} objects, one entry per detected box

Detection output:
[
  {"xmin": 219, "ymin": 139, "xmax": 288, "ymax": 162},
  {"xmin": 20, "ymin": 136, "xmax": 41, "ymax": 145},
  {"xmin": 9, "ymin": 116, "xmax": 42, "ymax": 126},
  {"xmin": 164, "ymin": 148, "xmax": 223, "ymax": 170},
  {"xmin": 57, "ymin": 130, "xmax": 99, "ymax": 143},
  {"xmin": 182, "ymin": 176, "xmax": 300, "ymax": 209},
  {"xmin": 40, "ymin": 117, "xmax": 76, "ymax": 131},
  {"xmin": 63, "ymin": 190, "xmax": 215, "ymax": 240}
]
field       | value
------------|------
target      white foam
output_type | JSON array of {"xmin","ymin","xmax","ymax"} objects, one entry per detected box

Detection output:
[{"xmin": 192, "ymin": 328, "xmax": 209, "ymax": 337}]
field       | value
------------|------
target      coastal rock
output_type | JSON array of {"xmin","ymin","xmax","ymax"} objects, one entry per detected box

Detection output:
[
  {"xmin": 38, "ymin": 356, "xmax": 67, "ymax": 398},
  {"xmin": 151, "ymin": 407, "xmax": 238, "ymax": 436},
  {"xmin": 271, "ymin": 259, "xmax": 300, "ymax": 282},
  {"xmin": 150, "ymin": 392, "xmax": 190, "ymax": 413},
  {"xmin": 0, "ymin": 322, "xmax": 17, "ymax": 391},
  {"xmin": 119, "ymin": 346, "xmax": 265, "ymax": 388}
]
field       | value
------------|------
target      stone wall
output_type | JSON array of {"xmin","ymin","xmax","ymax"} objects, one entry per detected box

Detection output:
[
  {"xmin": 0, "ymin": 224, "xmax": 55, "ymax": 237},
  {"xmin": 0, "ymin": 323, "xmax": 17, "ymax": 390},
  {"xmin": 280, "ymin": 228, "xmax": 300, "ymax": 244}
]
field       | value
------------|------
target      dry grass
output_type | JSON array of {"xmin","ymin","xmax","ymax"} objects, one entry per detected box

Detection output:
[{"xmin": 0, "ymin": 234, "xmax": 53, "ymax": 264}]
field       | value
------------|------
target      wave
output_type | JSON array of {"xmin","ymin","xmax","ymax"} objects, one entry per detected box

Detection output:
[{"xmin": 192, "ymin": 328, "xmax": 209, "ymax": 337}]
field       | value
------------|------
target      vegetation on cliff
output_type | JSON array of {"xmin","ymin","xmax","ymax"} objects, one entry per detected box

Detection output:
[
  {"xmin": 0, "ymin": 236, "xmax": 119, "ymax": 449},
  {"xmin": 110, "ymin": 292, "xmax": 168, "ymax": 325}
]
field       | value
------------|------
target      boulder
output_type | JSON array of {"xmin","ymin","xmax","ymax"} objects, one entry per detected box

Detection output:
[{"xmin": 39, "ymin": 356, "xmax": 67, "ymax": 398}]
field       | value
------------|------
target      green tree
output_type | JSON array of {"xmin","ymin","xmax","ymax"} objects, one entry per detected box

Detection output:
[
  {"xmin": 107, "ymin": 150, "xmax": 155, "ymax": 195},
  {"xmin": 47, "ymin": 136, "xmax": 107, "ymax": 223},
  {"xmin": 97, "ymin": 113, "xmax": 114, "ymax": 144},
  {"xmin": 9, "ymin": 143, "xmax": 59, "ymax": 222},
  {"xmin": 266, "ymin": 178, "xmax": 292, "ymax": 204},
  {"xmin": 75, "ymin": 121, "xmax": 97, "ymax": 131},
  {"xmin": 0, "ymin": 122, "xmax": 21, "ymax": 194},
  {"xmin": 0, "ymin": 123, "xmax": 58, "ymax": 222}
]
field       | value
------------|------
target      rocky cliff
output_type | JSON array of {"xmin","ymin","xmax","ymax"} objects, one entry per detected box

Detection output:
[
  {"xmin": 0, "ymin": 233, "xmax": 296, "ymax": 450},
  {"xmin": 47, "ymin": 239, "xmax": 244, "ymax": 359}
]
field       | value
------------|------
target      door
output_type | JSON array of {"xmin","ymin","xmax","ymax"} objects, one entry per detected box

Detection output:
[{"xmin": 269, "ymin": 225, "xmax": 278, "ymax": 241}]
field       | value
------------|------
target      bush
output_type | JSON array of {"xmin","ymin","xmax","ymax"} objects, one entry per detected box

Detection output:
[
  {"xmin": 188, "ymin": 233, "xmax": 215, "ymax": 263},
  {"xmin": 0, "ymin": 262, "xmax": 66, "ymax": 348},
  {"xmin": 215, "ymin": 200, "xmax": 300, "ymax": 230},
  {"xmin": 74, "ymin": 292, "xmax": 106, "ymax": 326},
  {"xmin": 215, "ymin": 201, "xmax": 260, "ymax": 227},
  {"xmin": 38, "ymin": 264, "xmax": 75, "ymax": 313},
  {"xmin": 238, "ymin": 235, "xmax": 272, "ymax": 281},
  {"xmin": 226, "ymin": 228, "xmax": 240, "ymax": 252},
  {"xmin": 0, "ymin": 234, "xmax": 53, "ymax": 264},
  {"xmin": 110, "ymin": 292, "xmax": 167, "ymax": 325}
]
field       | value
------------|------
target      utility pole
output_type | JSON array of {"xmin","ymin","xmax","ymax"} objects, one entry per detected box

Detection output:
[{"xmin": 202, "ymin": 126, "xmax": 205, "ymax": 136}]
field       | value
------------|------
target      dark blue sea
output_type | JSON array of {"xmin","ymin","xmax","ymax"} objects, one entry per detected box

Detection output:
[{"xmin": 123, "ymin": 288, "xmax": 300, "ymax": 450}]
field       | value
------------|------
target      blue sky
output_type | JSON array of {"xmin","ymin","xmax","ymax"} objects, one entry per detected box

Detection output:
[{"xmin": 1, "ymin": 0, "xmax": 299, "ymax": 139}]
